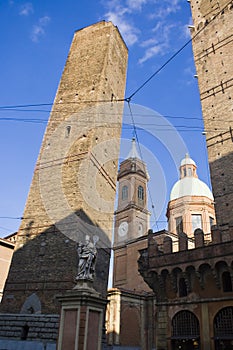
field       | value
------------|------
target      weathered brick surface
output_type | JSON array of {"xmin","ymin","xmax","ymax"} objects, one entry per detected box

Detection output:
[
  {"xmin": 189, "ymin": 1, "xmax": 233, "ymax": 229},
  {"xmin": 0, "ymin": 314, "xmax": 59, "ymax": 342},
  {"xmin": 138, "ymin": 229, "xmax": 233, "ymax": 350},
  {"xmin": 1, "ymin": 22, "xmax": 128, "ymax": 314}
]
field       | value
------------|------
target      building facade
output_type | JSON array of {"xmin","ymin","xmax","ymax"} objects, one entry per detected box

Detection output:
[
  {"xmin": 107, "ymin": 150, "xmax": 219, "ymax": 350},
  {"xmin": 0, "ymin": 238, "xmax": 14, "ymax": 302},
  {"xmin": 137, "ymin": 2, "xmax": 233, "ymax": 349},
  {"xmin": 113, "ymin": 138, "xmax": 151, "ymax": 291},
  {"xmin": 138, "ymin": 227, "xmax": 233, "ymax": 350},
  {"xmin": 106, "ymin": 139, "xmax": 154, "ymax": 349}
]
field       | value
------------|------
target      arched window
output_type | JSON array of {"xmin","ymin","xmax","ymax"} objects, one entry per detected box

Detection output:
[
  {"xmin": 20, "ymin": 293, "xmax": 41, "ymax": 314},
  {"xmin": 192, "ymin": 214, "xmax": 202, "ymax": 232},
  {"xmin": 214, "ymin": 307, "xmax": 233, "ymax": 347},
  {"xmin": 172, "ymin": 310, "xmax": 200, "ymax": 339},
  {"xmin": 65, "ymin": 125, "xmax": 71, "ymax": 137},
  {"xmin": 222, "ymin": 271, "xmax": 232, "ymax": 292},
  {"xmin": 138, "ymin": 185, "xmax": 144, "ymax": 201},
  {"xmin": 179, "ymin": 277, "xmax": 188, "ymax": 297},
  {"xmin": 188, "ymin": 167, "xmax": 192, "ymax": 176},
  {"xmin": 175, "ymin": 216, "xmax": 183, "ymax": 234},
  {"xmin": 122, "ymin": 185, "xmax": 128, "ymax": 200}
]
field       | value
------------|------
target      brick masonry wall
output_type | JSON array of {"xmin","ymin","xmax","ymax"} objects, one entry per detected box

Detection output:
[
  {"xmin": 0, "ymin": 314, "xmax": 59, "ymax": 342},
  {"xmin": 1, "ymin": 21, "xmax": 128, "ymax": 314},
  {"xmin": 189, "ymin": 1, "xmax": 233, "ymax": 229}
]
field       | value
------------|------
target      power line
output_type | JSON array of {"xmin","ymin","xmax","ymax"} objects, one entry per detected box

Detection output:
[
  {"xmin": 0, "ymin": 99, "xmax": 125, "ymax": 110},
  {"xmin": 127, "ymin": 101, "xmax": 160, "ymax": 231},
  {"xmin": 0, "ymin": 216, "xmax": 22, "ymax": 219},
  {"xmin": 126, "ymin": 0, "xmax": 233, "ymax": 100},
  {"xmin": 0, "ymin": 2, "xmax": 231, "ymax": 121},
  {"xmin": 0, "ymin": 226, "xmax": 13, "ymax": 233},
  {"xmin": 0, "ymin": 116, "xmax": 230, "ymax": 133},
  {"xmin": 1, "ymin": 105, "xmax": 233, "ymax": 124}
]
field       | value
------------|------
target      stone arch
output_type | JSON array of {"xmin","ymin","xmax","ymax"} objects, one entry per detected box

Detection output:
[
  {"xmin": 171, "ymin": 267, "xmax": 183, "ymax": 294},
  {"xmin": 215, "ymin": 260, "xmax": 228, "ymax": 271},
  {"xmin": 222, "ymin": 271, "xmax": 232, "ymax": 292},
  {"xmin": 214, "ymin": 306, "xmax": 233, "ymax": 349},
  {"xmin": 160, "ymin": 269, "xmax": 169, "ymax": 296},
  {"xmin": 179, "ymin": 277, "xmax": 188, "ymax": 297},
  {"xmin": 198, "ymin": 262, "xmax": 211, "ymax": 272},
  {"xmin": 20, "ymin": 293, "xmax": 41, "ymax": 314},
  {"xmin": 215, "ymin": 261, "xmax": 232, "ymax": 292},
  {"xmin": 185, "ymin": 265, "xmax": 196, "ymax": 293},
  {"xmin": 161, "ymin": 268, "xmax": 169, "ymax": 283},
  {"xmin": 198, "ymin": 263, "xmax": 212, "ymax": 289},
  {"xmin": 171, "ymin": 310, "xmax": 200, "ymax": 350}
]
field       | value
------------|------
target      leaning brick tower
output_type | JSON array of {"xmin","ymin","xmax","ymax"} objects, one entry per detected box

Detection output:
[
  {"xmin": 189, "ymin": 1, "xmax": 233, "ymax": 231},
  {"xmin": 1, "ymin": 21, "xmax": 128, "ymax": 314}
]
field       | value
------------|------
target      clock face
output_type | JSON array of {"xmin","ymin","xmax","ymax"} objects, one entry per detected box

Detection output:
[{"xmin": 118, "ymin": 221, "xmax": 128, "ymax": 237}]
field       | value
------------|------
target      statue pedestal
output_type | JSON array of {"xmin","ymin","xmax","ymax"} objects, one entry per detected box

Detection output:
[{"xmin": 57, "ymin": 281, "xmax": 107, "ymax": 350}]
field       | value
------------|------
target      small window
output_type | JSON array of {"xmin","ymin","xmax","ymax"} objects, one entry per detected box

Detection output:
[
  {"xmin": 188, "ymin": 167, "xmax": 192, "ymax": 176},
  {"xmin": 183, "ymin": 168, "xmax": 187, "ymax": 177},
  {"xmin": 179, "ymin": 277, "xmax": 188, "ymax": 297},
  {"xmin": 176, "ymin": 216, "xmax": 183, "ymax": 234},
  {"xmin": 209, "ymin": 216, "xmax": 214, "ymax": 229},
  {"xmin": 222, "ymin": 271, "xmax": 232, "ymax": 292},
  {"xmin": 138, "ymin": 185, "xmax": 144, "ymax": 201},
  {"xmin": 192, "ymin": 214, "xmax": 202, "ymax": 232},
  {"xmin": 65, "ymin": 125, "xmax": 71, "ymax": 138},
  {"xmin": 122, "ymin": 185, "xmax": 128, "ymax": 200}
]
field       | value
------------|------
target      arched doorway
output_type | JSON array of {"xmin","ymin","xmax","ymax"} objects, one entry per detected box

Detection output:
[
  {"xmin": 171, "ymin": 310, "xmax": 200, "ymax": 350},
  {"xmin": 214, "ymin": 307, "xmax": 233, "ymax": 350}
]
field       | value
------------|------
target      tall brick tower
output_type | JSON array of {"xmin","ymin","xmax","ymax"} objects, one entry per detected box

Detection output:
[
  {"xmin": 1, "ymin": 21, "xmax": 128, "ymax": 314},
  {"xmin": 113, "ymin": 138, "xmax": 150, "ymax": 290},
  {"xmin": 189, "ymin": 1, "xmax": 233, "ymax": 231},
  {"xmin": 106, "ymin": 140, "xmax": 153, "ymax": 349}
]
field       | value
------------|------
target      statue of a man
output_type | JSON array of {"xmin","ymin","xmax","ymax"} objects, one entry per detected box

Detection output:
[{"xmin": 76, "ymin": 235, "xmax": 98, "ymax": 281}]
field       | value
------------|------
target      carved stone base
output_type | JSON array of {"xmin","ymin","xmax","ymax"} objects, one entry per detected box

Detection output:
[
  {"xmin": 73, "ymin": 279, "xmax": 98, "ymax": 293},
  {"xmin": 56, "ymin": 286, "xmax": 107, "ymax": 350}
]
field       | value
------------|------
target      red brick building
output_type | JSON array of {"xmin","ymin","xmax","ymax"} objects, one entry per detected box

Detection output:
[
  {"xmin": 0, "ymin": 238, "xmax": 14, "ymax": 302},
  {"xmin": 106, "ymin": 149, "xmax": 225, "ymax": 350},
  {"xmin": 137, "ymin": 1, "xmax": 233, "ymax": 349}
]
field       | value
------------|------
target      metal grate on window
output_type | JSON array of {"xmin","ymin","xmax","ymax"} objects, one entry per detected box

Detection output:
[
  {"xmin": 172, "ymin": 311, "xmax": 200, "ymax": 338},
  {"xmin": 214, "ymin": 307, "xmax": 233, "ymax": 337}
]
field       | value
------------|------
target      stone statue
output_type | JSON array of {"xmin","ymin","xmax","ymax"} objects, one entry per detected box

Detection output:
[{"xmin": 76, "ymin": 235, "xmax": 99, "ymax": 281}]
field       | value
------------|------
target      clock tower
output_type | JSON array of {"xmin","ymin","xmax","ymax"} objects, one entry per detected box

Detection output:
[
  {"xmin": 114, "ymin": 138, "xmax": 150, "ymax": 246},
  {"xmin": 112, "ymin": 138, "xmax": 151, "ymax": 290}
]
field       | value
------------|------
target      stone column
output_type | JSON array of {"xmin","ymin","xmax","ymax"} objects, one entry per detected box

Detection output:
[
  {"xmin": 201, "ymin": 303, "xmax": 211, "ymax": 350},
  {"xmin": 155, "ymin": 305, "xmax": 168, "ymax": 350},
  {"xmin": 57, "ymin": 281, "xmax": 107, "ymax": 350}
]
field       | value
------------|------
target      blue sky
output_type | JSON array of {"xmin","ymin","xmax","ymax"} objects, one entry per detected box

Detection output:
[{"xmin": 0, "ymin": 0, "xmax": 211, "ymax": 237}]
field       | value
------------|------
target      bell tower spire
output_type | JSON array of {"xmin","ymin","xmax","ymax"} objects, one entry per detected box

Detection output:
[{"xmin": 114, "ymin": 139, "xmax": 150, "ymax": 246}]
